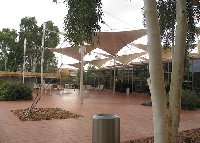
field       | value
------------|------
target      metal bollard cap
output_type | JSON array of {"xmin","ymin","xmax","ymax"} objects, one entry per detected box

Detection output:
[{"xmin": 93, "ymin": 114, "xmax": 119, "ymax": 119}]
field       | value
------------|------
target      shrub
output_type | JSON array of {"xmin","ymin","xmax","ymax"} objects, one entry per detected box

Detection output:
[
  {"xmin": 0, "ymin": 82, "xmax": 32, "ymax": 101},
  {"xmin": 181, "ymin": 90, "xmax": 200, "ymax": 110},
  {"xmin": 141, "ymin": 90, "xmax": 200, "ymax": 110},
  {"xmin": 115, "ymin": 82, "xmax": 133, "ymax": 93},
  {"xmin": 141, "ymin": 101, "xmax": 152, "ymax": 106}
]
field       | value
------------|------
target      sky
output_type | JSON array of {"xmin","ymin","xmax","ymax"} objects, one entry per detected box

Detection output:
[
  {"xmin": 0, "ymin": 0, "xmax": 146, "ymax": 68},
  {"xmin": 0, "ymin": 0, "xmax": 144, "ymax": 32}
]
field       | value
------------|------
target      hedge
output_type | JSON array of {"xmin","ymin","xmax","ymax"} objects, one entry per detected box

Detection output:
[{"xmin": 0, "ymin": 82, "xmax": 32, "ymax": 101}]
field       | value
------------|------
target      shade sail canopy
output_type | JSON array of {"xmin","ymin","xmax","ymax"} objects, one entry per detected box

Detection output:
[
  {"xmin": 49, "ymin": 47, "xmax": 81, "ymax": 61},
  {"xmin": 162, "ymin": 49, "xmax": 172, "ymax": 60},
  {"xmin": 92, "ymin": 29, "xmax": 147, "ymax": 55},
  {"xmin": 88, "ymin": 57, "xmax": 113, "ymax": 68},
  {"xmin": 49, "ymin": 45, "xmax": 93, "ymax": 61},
  {"xmin": 132, "ymin": 44, "xmax": 148, "ymax": 52},
  {"xmin": 86, "ymin": 52, "xmax": 147, "ymax": 68},
  {"xmin": 190, "ymin": 53, "xmax": 200, "ymax": 59},
  {"xmin": 130, "ymin": 61, "xmax": 149, "ymax": 65},
  {"xmin": 68, "ymin": 63, "xmax": 82, "ymax": 69},
  {"xmin": 116, "ymin": 52, "xmax": 147, "ymax": 65},
  {"xmin": 133, "ymin": 44, "xmax": 172, "ymax": 60},
  {"xmin": 49, "ymin": 29, "xmax": 146, "ymax": 61}
]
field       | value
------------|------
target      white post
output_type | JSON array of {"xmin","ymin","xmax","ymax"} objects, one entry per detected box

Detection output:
[
  {"xmin": 113, "ymin": 57, "xmax": 116, "ymax": 94},
  {"xmin": 79, "ymin": 46, "xmax": 85, "ymax": 104},
  {"xmin": 192, "ymin": 59, "xmax": 194, "ymax": 90},
  {"xmin": 198, "ymin": 40, "xmax": 200, "ymax": 54},
  {"xmin": 23, "ymin": 38, "xmax": 27, "ymax": 84},
  {"xmin": 132, "ymin": 65, "xmax": 133, "ymax": 93},
  {"xmin": 41, "ymin": 23, "xmax": 46, "ymax": 94}
]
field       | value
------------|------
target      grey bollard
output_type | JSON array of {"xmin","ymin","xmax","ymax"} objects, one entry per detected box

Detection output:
[
  {"xmin": 126, "ymin": 88, "xmax": 130, "ymax": 95},
  {"xmin": 92, "ymin": 114, "xmax": 120, "ymax": 143}
]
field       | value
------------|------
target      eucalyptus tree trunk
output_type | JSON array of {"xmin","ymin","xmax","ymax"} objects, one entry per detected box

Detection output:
[
  {"xmin": 143, "ymin": 0, "xmax": 168, "ymax": 142},
  {"xmin": 46, "ymin": 60, "xmax": 49, "ymax": 71},
  {"xmin": 2, "ymin": 46, "xmax": 8, "ymax": 71},
  {"xmin": 168, "ymin": 0, "xmax": 187, "ymax": 142},
  {"xmin": 32, "ymin": 46, "xmax": 39, "ymax": 72},
  {"xmin": 4, "ymin": 56, "xmax": 8, "ymax": 71},
  {"xmin": 32, "ymin": 58, "xmax": 37, "ymax": 72}
]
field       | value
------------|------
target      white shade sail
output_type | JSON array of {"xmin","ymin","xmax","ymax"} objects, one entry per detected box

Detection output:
[
  {"xmin": 49, "ymin": 45, "xmax": 93, "ymax": 61},
  {"xmin": 88, "ymin": 57, "xmax": 113, "ymax": 68},
  {"xmin": 133, "ymin": 44, "xmax": 172, "ymax": 60},
  {"xmin": 116, "ymin": 52, "xmax": 147, "ymax": 65},
  {"xmin": 92, "ymin": 29, "xmax": 147, "ymax": 56}
]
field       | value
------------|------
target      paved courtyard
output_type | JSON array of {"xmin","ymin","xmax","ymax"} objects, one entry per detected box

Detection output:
[{"xmin": 0, "ymin": 89, "xmax": 200, "ymax": 143}]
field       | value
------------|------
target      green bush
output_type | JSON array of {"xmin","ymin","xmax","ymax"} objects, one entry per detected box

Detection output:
[
  {"xmin": 181, "ymin": 90, "xmax": 200, "ymax": 110},
  {"xmin": 141, "ymin": 90, "xmax": 200, "ymax": 110},
  {"xmin": 141, "ymin": 101, "xmax": 152, "ymax": 106},
  {"xmin": 0, "ymin": 82, "xmax": 32, "ymax": 101}
]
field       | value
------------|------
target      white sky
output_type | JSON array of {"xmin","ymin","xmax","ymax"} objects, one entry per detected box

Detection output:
[
  {"xmin": 0, "ymin": 0, "xmax": 144, "ymax": 32},
  {"xmin": 0, "ymin": 0, "xmax": 146, "ymax": 69},
  {"xmin": 0, "ymin": 0, "xmax": 67, "ymax": 31}
]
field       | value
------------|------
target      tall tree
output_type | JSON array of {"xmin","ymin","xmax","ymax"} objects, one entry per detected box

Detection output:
[
  {"xmin": 18, "ymin": 17, "xmax": 40, "ymax": 72},
  {"xmin": 61, "ymin": 0, "xmax": 104, "ymax": 103},
  {"xmin": 0, "ymin": 28, "xmax": 19, "ymax": 71},
  {"xmin": 143, "ymin": 1, "xmax": 168, "ymax": 142},
  {"xmin": 142, "ymin": 0, "xmax": 200, "ymax": 142},
  {"xmin": 156, "ymin": 0, "xmax": 200, "ymax": 54},
  {"xmin": 168, "ymin": 1, "xmax": 187, "ymax": 142},
  {"xmin": 44, "ymin": 21, "xmax": 60, "ymax": 48},
  {"xmin": 18, "ymin": 17, "xmax": 59, "ymax": 73},
  {"xmin": 63, "ymin": 0, "xmax": 103, "ymax": 46},
  {"xmin": 0, "ymin": 17, "xmax": 59, "ymax": 73},
  {"xmin": 143, "ymin": 0, "xmax": 199, "ymax": 142},
  {"xmin": 42, "ymin": 21, "xmax": 60, "ymax": 73},
  {"xmin": 7, "ymin": 42, "xmax": 22, "ymax": 72}
]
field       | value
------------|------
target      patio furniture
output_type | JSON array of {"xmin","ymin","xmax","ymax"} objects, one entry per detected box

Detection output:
[
  {"xmin": 65, "ymin": 84, "xmax": 70, "ymax": 89},
  {"xmin": 85, "ymin": 85, "xmax": 93, "ymax": 91},
  {"xmin": 33, "ymin": 83, "xmax": 40, "ymax": 89},
  {"xmin": 96, "ymin": 85, "xmax": 104, "ymax": 92},
  {"xmin": 65, "ymin": 84, "xmax": 75, "ymax": 90},
  {"xmin": 43, "ymin": 84, "xmax": 53, "ymax": 94}
]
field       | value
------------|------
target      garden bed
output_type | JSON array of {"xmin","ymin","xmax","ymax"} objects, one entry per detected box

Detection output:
[
  {"xmin": 11, "ymin": 108, "xmax": 83, "ymax": 121},
  {"xmin": 123, "ymin": 128, "xmax": 200, "ymax": 143}
]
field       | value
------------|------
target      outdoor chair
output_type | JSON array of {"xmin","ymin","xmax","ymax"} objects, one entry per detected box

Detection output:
[
  {"xmin": 33, "ymin": 83, "xmax": 40, "ymax": 89},
  {"xmin": 97, "ymin": 85, "xmax": 104, "ymax": 92},
  {"xmin": 85, "ymin": 85, "xmax": 92, "ymax": 91},
  {"xmin": 43, "ymin": 83, "xmax": 53, "ymax": 94}
]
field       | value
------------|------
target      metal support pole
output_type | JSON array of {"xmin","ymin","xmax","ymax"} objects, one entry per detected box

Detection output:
[
  {"xmin": 113, "ymin": 57, "xmax": 116, "ymax": 94},
  {"xmin": 192, "ymin": 59, "xmax": 194, "ymax": 90},
  {"xmin": 128, "ymin": 67, "xmax": 130, "ymax": 83},
  {"xmin": 23, "ymin": 38, "xmax": 27, "ymax": 84},
  {"xmin": 168, "ymin": 61, "xmax": 170, "ymax": 84},
  {"xmin": 79, "ymin": 46, "xmax": 85, "ymax": 104},
  {"xmin": 132, "ymin": 65, "xmax": 133, "ymax": 93},
  {"xmin": 198, "ymin": 40, "xmax": 200, "ymax": 54},
  {"xmin": 41, "ymin": 23, "xmax": 46, "ymax": 94}
]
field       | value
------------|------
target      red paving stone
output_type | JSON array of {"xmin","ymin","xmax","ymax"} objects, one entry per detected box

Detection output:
[{"xmin": 0, "ymin": 89, "xmax": 200, "ymax": 143}]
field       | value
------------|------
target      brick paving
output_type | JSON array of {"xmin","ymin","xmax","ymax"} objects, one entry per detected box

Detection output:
[{"xmin": 0, "ymin": 89, "xmax": 200, "ymax": 143}]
